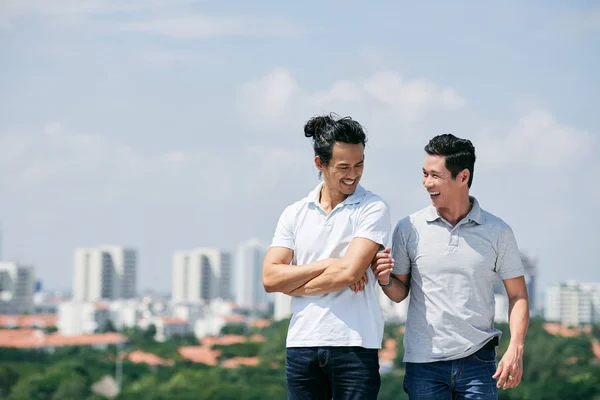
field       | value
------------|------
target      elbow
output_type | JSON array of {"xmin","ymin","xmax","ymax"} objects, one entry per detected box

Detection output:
[{"xmin": 262, "ymin": 277, "xmax": 276, "ymax": 293}]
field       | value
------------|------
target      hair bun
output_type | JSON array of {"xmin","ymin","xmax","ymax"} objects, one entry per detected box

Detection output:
[{"xmin": 304, "ymin": 115, "xmax": 334, "ymax": 139}]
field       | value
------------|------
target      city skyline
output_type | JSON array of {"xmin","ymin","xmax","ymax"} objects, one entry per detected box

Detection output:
[{"xmin": 1, "ymin": 1, "xmax": 598, "ymax": 293}]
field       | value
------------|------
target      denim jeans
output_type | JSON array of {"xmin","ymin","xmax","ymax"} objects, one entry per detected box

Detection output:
[
  {"xmin": 285, "ymin": 346, "xmax": 380, "ymax": 400},
  {"xmin": 403, "ymin": 346, "xmax": 498, "ymax": 400}
]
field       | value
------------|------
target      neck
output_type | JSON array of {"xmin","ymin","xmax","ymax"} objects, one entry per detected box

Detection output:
[
  {"xmin": 437, "ymin": 193, "xmax": 472, "ymax": 226},
  {"xmin": 319, "ymin": 183, "xmax": 347, "ymax": 213}
]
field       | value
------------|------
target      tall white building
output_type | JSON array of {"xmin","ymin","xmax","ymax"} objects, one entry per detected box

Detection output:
[
  {"xmin": 57, "ymin": 302, "xmax": 109, "ymax": 335},
  {"xmin": 172, "ymin": 248, "xmax": 232, "ymax": 303},
  {"xmin": 545, "ymin": 281, "xmax": 600, "ymax": 326},
  {"xmin": 73, "ymin": 246, "xmax": 137, "ymax": 302},
  {"xmin": 235, "ymin": 239, "xmax": 268, "ymax": 308},
  {"xmin": 0, "ymin": 262, "xmax": 35, "ymax": 314}
]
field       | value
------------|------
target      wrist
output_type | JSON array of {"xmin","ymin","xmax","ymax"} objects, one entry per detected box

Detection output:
[{"xmin": 378, "ymin": 277, "xmax": 392, "ymax": 288}]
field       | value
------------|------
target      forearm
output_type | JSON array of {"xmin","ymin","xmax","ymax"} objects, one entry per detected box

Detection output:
[
  {"xmin": 286, "ymin": 259, "xmax": 354, "ymax": 296},
  {"xmin": 381, "ymin": 276, "xmax": 409, "ymax": 303},
  {"xmin": 263, "ymin": 260, "xmax": 328, "ymax": 294},
  {"xmin": 507, "ymin": 295, "xmax": 529, "ymax": 348}
]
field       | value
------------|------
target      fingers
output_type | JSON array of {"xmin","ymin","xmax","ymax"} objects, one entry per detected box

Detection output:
[
  {"xmin": 372, "ymin": 262, "xmax": 394, "ymax": 281},
  {"xmin": 384, "ymin": 247, "xmax": 391, "ymax": 254},
  {"xmin": 492, "ymin": 362, "xmax": 502, "ymax": 380},
  {"xmin": 503, "ymin": 369, "xmax": 522, "ymax": 389},
  {"xmin": 496, "ymin": 365, "xmax": 510, "ymax": 389}
]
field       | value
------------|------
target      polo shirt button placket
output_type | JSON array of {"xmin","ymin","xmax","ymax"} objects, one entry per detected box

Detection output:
[{"xmin": 449, "ymin": 229, "xmax": 459, "ymax": 251}]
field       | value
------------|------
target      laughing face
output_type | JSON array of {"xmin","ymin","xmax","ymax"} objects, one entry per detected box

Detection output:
[
  {"xmin": 422, "ymin": 154, "xmax": 466, "ymax": 209},
  {"xmin": 318, "ymin": 142, "xmax": 364, "ymax": 197}
]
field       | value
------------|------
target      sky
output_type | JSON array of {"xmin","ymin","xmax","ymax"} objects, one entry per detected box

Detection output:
[{"xmin": 0, "ymin": 0, "xmax": 598, "ymax": 295}]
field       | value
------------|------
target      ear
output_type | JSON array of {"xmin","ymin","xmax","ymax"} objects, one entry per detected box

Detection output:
[
  {"xmin": 314, "ymin": 156, "xmax": 324, "ymax": 172},
  {"xmin": 460, "ymin": 169, "xmax": 470, "ymax": 186}
]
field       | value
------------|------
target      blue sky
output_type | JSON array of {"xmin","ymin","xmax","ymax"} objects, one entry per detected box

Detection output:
[{"xmin": 0, "ymin": 0, "xmax": 598, "ymax": 295}]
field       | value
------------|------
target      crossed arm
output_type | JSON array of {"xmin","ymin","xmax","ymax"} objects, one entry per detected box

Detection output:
[{"xmin": 262, "ymin": 237, "xmax": 382, "ymax": 296}]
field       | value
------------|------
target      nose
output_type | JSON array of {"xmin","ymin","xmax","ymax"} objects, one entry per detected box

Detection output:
[
  {"xmin": 423, "ymin": 176, "xmax": 433, "ymax": 188},
  {"xmin": 347, "ymin": 168, "xmax": 358, "ymax": 179}
]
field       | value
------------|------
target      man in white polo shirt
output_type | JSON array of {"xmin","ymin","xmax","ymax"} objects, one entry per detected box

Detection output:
[
  {"xmin": 262, "ymin": 113, "xmax": 391, "ymax": 400},
  {"xmin": 372, "ymin": 134, "xmax": 529, "ymax": 399}
]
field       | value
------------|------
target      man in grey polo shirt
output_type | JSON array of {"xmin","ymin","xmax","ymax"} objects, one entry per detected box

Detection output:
[{"xmin": 372, "ymin": 134, "xmax": 529, "ymax": 399}]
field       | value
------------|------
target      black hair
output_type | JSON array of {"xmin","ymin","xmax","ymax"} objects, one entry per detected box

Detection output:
[
  {"xmin": 424, "ymin": 134, "xmax": 476, "ymax": 188},
  {"xmin": 304, "ymin": 113, "xmax": 367, "ymax": 167}
]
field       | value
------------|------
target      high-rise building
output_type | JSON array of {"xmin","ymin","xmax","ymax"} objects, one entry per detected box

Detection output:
[
  {"xmin": 0, "ymin": 262, "xmax": 35, "ymax": 314},
  {"xmin": 545, "ymin": 281, "xmax": 600, "ymax": 326},
  {"xmin": 521, "ymin": 252, "xmax": 537, "ymax": 312},
  {"xmin": 235, "ymin": 239, "xmax": 268, "ymax": 308},
  {"xmin": 73, "ymin": 246, "xmax": 137, "ymax": 302},
  {"xmin": 172, "ymin": 248, "xmax": 232, "ymax": 303}
]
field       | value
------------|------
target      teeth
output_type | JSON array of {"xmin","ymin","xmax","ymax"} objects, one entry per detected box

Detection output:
[
  {"xmin": 343, "ymin": 180, "xmax": 355, "ymax": 185},
  {"xmin": 429, "ymin": 192, "xmax": 440, "ymax": 195}
]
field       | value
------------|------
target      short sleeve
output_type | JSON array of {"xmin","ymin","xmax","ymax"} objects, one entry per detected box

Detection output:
[
  {"xmin": 270, "ymin": 205, "xmax": 296, "ymax": 250},
  {"xmin": 354, "ymin": 197, "xmax": 391, "ymax": 248},
  {"xmin": 495, "ymin": 225, "xmax": 524, "ymax": 280},
  {"xmin": 391, "ymin": 217, "xmax": 412, "ymax": 275}
]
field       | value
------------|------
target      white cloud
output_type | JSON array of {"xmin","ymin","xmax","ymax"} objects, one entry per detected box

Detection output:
[
  {"xmin": 163, "ymin": 151, "xmax": 187, "ymax": 164},
  {"xmin": 118, "ymin": 14, "xmax": 303, "ymax": 39},
  {"xmin": 362, "ymin": 72, "xmax": 466, "ymax": 122},
  {"xmin": 477, "ymin": 109, "xmax": 596, "ymax": 170},
  {"xmin": 310, "ymin": 81, "xmax": 362, "ymax": 105},
  {"xmin": 0, "ymin": 123, "xmax": 308, "ymax": 208},
  {"xmin": 237, "ymin": 68, "xmax": 466, "ymax": 129},
  {"xmin": 237, "ymin": 67, "xmax": 300, "ymax": 125},
  {"xmin": 0, "ymin": 1, "xmax": 301, "ymax": 40}
]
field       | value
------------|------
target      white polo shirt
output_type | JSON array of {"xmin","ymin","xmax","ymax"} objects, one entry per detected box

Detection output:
[{"xmin": 271, "ymin": 182, "xmax": 391, "ymax": 349}]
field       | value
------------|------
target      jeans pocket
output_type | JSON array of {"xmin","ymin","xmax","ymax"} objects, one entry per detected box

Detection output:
[{"xmin": 472, "ymin": 347, "xmax": 496, "ymax": 364}]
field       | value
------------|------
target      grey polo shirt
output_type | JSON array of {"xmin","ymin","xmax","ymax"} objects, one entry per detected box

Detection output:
[{"xmin": 392, "ymin": 197, "xmax": 524, "ymax": 363}]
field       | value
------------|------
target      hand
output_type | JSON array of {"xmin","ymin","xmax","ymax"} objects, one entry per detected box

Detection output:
[
  {"xmin": 349, "ymin": 273, "xmax": 368, "ymax": 293},
  {"xmin": 371, "ymin": 247, "xmax": 394, "ymax": 285},
  {"xmin": 492, "ymin": 344, "xmax": 524, "ymax": 390}
]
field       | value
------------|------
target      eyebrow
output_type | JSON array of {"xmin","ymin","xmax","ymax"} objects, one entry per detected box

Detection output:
[
  {"xmin": 339, "ymin": 161, "xmax": 364, "ymax": 166},
  {"xmin": 423, "ymin": 168, "xmax": 442, "ymax": 174}
]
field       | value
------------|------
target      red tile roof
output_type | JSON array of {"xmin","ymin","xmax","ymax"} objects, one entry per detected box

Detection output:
[
  {"xmin": 202, "ymin": 334, "xmax": 246, "ymax": 347},
  {"xmin": 591, "ymin": 338, "xmax": 600, "ymax": 359},
  {"xmin": 249, "ymin": 334, "xmax": 267, "ymax": 343},
  {"xmin": 248, "ymin": 319, "xmax": 272, "ymax": 329},
  {"xmin": 159, "ymin": 317, "xmax": 187, "ymax": 325},
  {"xmin": 128, "ymin": 350, "xmax": 174, "ymax": 366},
  {"xmin": 223, "ymin": 315, "xmax": 246, "ymax": 324},
  {"xmin": 544, "ymin": 322, "xmax": 591, "ymax": 337},
  {"xmin": 378, "ymin": 338, "xmax": 397, "ymax": 362},
  {"xmin": 0, "ymin": 315, "xmax": 57, "ymax": 328},
  {"xmin": 221, "ymin": 357, "xmax": 260, "ymax": 368},
  {"xmin": 0, "ymin": 329, "xmax": 126, "ymax": 349},
  {"xmin": 178, "ymin": 346, "xmax": 221, "ymax": 365}
]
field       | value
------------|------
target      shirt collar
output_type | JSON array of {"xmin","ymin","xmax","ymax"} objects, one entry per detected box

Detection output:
[
  {"xmin": 307, "ymin": 182, "xmax": 367, "ymax": 206},
  {"xmin": 425, "ymin": 196, "xmax": 484, "ymax": 225}
]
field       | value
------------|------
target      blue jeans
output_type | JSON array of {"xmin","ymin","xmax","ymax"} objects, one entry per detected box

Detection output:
[
  {"xmin": 286, "ymin": 346, "xmax": 380, "ymax": 400},
  {"xmin": 404, "ymin": 346, "xmax": 498, "ymax": 400}
]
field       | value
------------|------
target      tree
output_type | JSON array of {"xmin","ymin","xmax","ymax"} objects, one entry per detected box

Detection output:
[
  {"xmin": 102, "ymin": 319, "xmax": 117, "ymax": 333},
  {"xmin": 51, "ymin": 376, "xmax": 89, "ymax": 400},
  {"xmin": 220, "ymin": 324, "xmax": 247, "ymax": 335},
  {"xmin": 0, "ymin": 366, "xmax": 19, "ymax": 397},
  {"xmin": 143, "ymin": 324, "xmax": 157, "ymax": 340}
]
